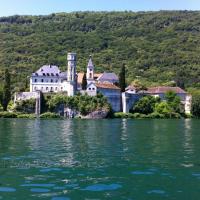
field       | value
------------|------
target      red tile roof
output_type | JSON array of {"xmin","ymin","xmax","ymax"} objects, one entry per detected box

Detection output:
[
  {"xmin": 96, "ymin": 83, "xmax": 120, "ymax": 90},
  {"xmin": 147, "ymin": 86, "xmax": 187, "ymax": 94}
]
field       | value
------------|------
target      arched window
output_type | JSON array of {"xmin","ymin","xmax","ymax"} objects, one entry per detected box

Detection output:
[
  {"xmin": 35, "ymin": 79, "xmax": 37, "ymax": 83},
  {"xmin": 46, "ymin": 87, "xmax": 49, "ymax": 91},
  {"xmin": 89, "ymin": 73, "xmax": 92, "ymax": 79},
  {"xmin": 34, "ymin": 86, "xmax": 37, "ymax": 91}
]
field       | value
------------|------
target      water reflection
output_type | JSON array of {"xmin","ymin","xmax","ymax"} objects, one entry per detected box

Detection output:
[{"xmin": 0, "ymin": 119, "xmax": 200, "ymax": 199}]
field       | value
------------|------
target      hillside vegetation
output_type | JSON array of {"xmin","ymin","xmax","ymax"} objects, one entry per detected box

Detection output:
[{"xmin": 0, "ymin": 11, "xmax": 200, "ymax": 90}]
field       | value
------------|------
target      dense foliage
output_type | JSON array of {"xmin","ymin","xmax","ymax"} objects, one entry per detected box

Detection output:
[
  {"xmin": 0, "ymin": 11, "xmax": 200, "ymax": 91},
  {"xmin": 119, "ymin": 64, "xmax": 126, "ymax": 92},
  {"xmin": 1, "ymin": 69, "xmax": 11, "ymax": 111},
  {"xmin": 14, "ymin": 98, "xmax": 36, "ymax": 113},
  {"xmin": 192, "ymin": 93, "xmax": 200, "ymax": 117},
  {"xmin": 132, "ymin": 91, "xmax": 183, "ymax": 118},
  {"xmin": 133, "ymin": 96, "xmax": 161, "ymax": 114},
  {"xmin": 82, "ymin": 72, "xmax": 87, "ymax": 90},
  {"xmin": 46, "ymin": 93, "xmax": 111, "ymax": 116}
]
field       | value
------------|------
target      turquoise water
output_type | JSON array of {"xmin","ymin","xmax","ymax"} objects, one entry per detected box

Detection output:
[{"xmin": 0, "ymin": 119, "xmax": 200, "ymax": 199}]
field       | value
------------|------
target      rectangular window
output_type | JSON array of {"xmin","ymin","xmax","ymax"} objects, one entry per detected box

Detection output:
[{"xmin": 35, "ymin": 79, "xmax": 37, "ymax": 82}]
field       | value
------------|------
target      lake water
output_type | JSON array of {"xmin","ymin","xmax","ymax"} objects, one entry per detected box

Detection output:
[{"xmin": 0, "ymin": 119, "xmax": 200, "ymax": 200}]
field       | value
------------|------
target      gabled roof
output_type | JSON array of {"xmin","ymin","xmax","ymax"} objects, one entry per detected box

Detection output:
[
  {"xmin": 87, "ymin": 82, "xmax": 96, "ymax": 88},
  {"xmin": 96, "ymin": 83, "xmax": 120, "ymax": 90},
  {"xmin": 147, "ymin": 86, "xmax": 187, "ymax": 94},
  {"xmin": 97, "ymin": 72, "xmax": 119, "ymax": 82},
  {"xmin": 32, "ymin": 65, "xmax": 61, "ymax": 77}
]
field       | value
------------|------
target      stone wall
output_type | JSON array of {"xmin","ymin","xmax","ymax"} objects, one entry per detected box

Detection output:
[
  {"xmin": 97, "ymin": 88, "xmax": 121, "ymax": 112},
  {"xmin": 14, "ymin": 91, "xmax": 41, "ymax": 115}
]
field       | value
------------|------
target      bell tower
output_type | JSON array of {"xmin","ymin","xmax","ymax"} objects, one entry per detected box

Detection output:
[
  {"xmin": 67, "ymin": 53, "xmax": 77, "ymax": 82},
  {"xmin": 66, "ymin": 52, "xmax": 77, "ymax": 96},
  {"xmin": 87, "ymin": 55, "xmax": 94, "ymax": 84}
]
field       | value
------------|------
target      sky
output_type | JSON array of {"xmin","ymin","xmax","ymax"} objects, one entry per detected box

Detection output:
[{"xmin": 0, "ymin": 0, "xmax": 200, "ymax": 17}]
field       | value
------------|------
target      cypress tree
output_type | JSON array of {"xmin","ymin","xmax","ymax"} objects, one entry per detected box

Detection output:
[
  {"xmin": 119, "ymin": 64, "xmax": 126, "ymax": 92},
  {"xmin": 2, "ymin": 69, "xmax": 11, "ymax": 111},
  {"xmin": 82, "ymin": 72, "xmax": 87, "ymax": 90}
]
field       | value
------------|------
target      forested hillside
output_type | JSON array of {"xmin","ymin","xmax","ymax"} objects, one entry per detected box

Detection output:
[{"xmin": 0, "ymin": 11, "xmax": 200, "ymax": 90}]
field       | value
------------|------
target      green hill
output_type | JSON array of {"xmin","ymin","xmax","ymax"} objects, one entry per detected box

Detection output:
[{"xmin": 0, "ymin": 11, "xmax": 200, "ymax": 90}]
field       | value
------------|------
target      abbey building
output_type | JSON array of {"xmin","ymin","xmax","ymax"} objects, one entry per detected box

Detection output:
[{"xmin": 30, "ymin": 53, "xmax": 77, "ymax": 96}]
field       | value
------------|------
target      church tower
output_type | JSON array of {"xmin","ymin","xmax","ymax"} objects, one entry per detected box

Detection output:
[
  {"xmin": 67, "ymin": 53, "xmax": 77, "ymax": 82},
  {"xmin": 67, "ymin": 52, "xmax": 77, "ymax": 96},
  {"xmin": 87, "ymin": 55, "xmax": 94, "ymax": 84}
]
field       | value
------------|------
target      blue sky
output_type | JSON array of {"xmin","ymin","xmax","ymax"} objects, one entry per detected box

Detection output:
[{"xmin": 0, "ymin": 0, "xmax": 199, "ymax": 17}]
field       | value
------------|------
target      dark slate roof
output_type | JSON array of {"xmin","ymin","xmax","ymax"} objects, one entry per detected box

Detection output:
[
  {"xmin": 97, "ymin": 72, "xmax": 119, "ymax": 82},
  {"xmin": 32, "ymin": 65, "xmax": 61, "ymax": 77},
  {"xmin": 59, "ymin": 72, "xmax": 68, "ymax": 78}
]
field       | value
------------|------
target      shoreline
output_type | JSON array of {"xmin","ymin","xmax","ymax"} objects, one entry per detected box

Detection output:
[{"xmin": 0, "ymin": 111, "xmax": 193, "ymax": 119}]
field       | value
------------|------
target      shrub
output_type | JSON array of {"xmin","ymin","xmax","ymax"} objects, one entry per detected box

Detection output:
[
  {"xmin": 148, "ymin": 112, "xmax": 165, "ymax": 119},
  {"xmin": 14, "ymin": 98, "xmax": 36, "ymax": 113},
  {"xmin": 40, "ymin": 112, "xmax": 61, "ymax": 119},
  {"xmin": 0, "ymin": 112, "xmax": 17, "ymax": 118},
  {"xmin": 17, "ymin": 114, "xmax": 36, "ymax": 119},
  {"xmin": 114, "ymin": 112, "xmax": 131, "ymax": 118}
]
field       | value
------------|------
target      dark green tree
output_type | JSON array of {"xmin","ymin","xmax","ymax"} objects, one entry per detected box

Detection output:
[
  {"xmin": 191, "ymin": 94, "xmax": 200, "ymax": 117},
  {"xmin": 119, "ymin": 64, "xmax": 126, "ymax": 92},
  {"xmin": 133, "ymin": 96, "xmax": 160, "ymax": 114},
  {"xmin": 82, "ymin": 72, "xmax": 87, "ymax": 90},
  {"xmin": 165, "ymin": 91, "xmax": 181, "ymax": 113},
  {"xmin": 0, "ymin": 86, "xmax": 3, "ymax": 108},
  {"xmin": 2, "ymin": 69, "xmax": 11, "ymax": 111}
]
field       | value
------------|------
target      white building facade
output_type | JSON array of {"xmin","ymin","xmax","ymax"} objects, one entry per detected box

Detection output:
[{"xmin": 30, "ymin": 53, "xmax": 77, "ymax": 96}]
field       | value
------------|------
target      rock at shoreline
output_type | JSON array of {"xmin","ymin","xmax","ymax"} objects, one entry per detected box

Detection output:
[{"xmin": 79, "ymin": 110, "xmax": 108, "ymax": 119}]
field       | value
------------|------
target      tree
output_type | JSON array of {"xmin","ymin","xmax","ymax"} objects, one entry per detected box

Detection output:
[
  {"xmin": 165, "ymin": 91, "xmax": 181, "ymax": 113},
  {"xmin": 133, "ymin": 96, "xmax": 160, "ymax": 114},
  {"xmin": 191, "ymin": 94, "xmax": 200, "ymax": 117},
  {"xmin": 119, "ymin": 64, "xmax": 126, "ymax": 92},
  {"xmin": 155, "ymin": 102, "xmax": 172, "ymax": 115},
  {"xmin": 131, "ymin": 80, "xmax": 147, "ymax": 93},
  {"xmin": 0, "ymin": 86, "xmax": 3, "ymax": 111},
  {"xmin": 82, "ymin": 72, "xmax": 87, "ymax": 90},
  {"xmin": 2, "ymin": 69, "xmax": 11, "ymax": 111}
]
